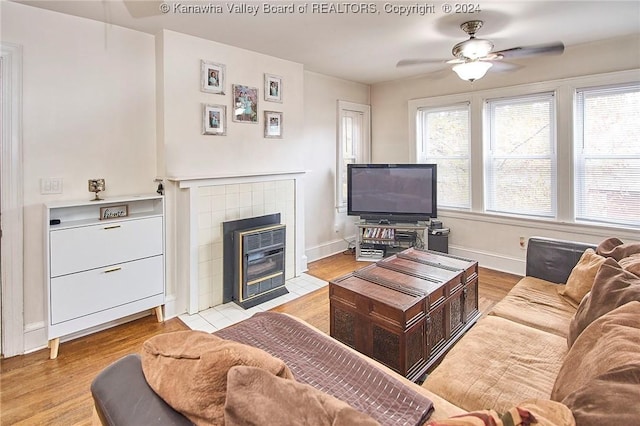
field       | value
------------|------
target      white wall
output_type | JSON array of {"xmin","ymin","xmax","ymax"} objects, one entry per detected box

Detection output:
[
  {"xmin": 303, "ymin": 71, "xmax": 370, "ymax": 261},
  {"xmin": 370, "ymin": 34, "xmax": 640, "ymax": 274},
  {"xmin": 158, "ymin": 30, "xmax": 305, "ymax": 178},
  {"xmin": 1, "ymin": 2, "xmax": 157, "ymax": 352},
  {"xmin": 156, "ymin": 30, "xmax": 308, "ymax": 315}
]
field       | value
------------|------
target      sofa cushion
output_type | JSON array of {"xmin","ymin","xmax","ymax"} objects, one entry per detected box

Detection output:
[
  {"xmin": 596, "ymin": 237, "xmax": 640, "ymax": 261},
  {"xmin": 141, "ymin": 330, "xmax": 294, "ymax": 426},
  {"xmin": 224, "ymin": 365, "xmax": 381, "ymax": 426},
  {"xmin": 557, "ymin": 249, "xmax": 606, "ymax": 307},
  {"xmin": 424, "ymin": 408, "xmax": 534, "ymax": 426},
  {"xmin": 562, "ymin": 362, "xmax": 640, "ymax": 426},
  {"xmin": 489, "ymin": 276, "xmax": 576, "ymax": 337},
  {"xmin": 552, "ymin": 301, "xmax": 640, "ymax": 403},
  {"xmin": 567, "ymin": 258, "xmax": 640, "ymax": 347},
  {"xmin": 619, "ymin": 253, "xmax": 640, "ymax": 277},
  {"xmin": 423, "ymin": 315, "xmax": 567, "ymax": 413},
  {"xmin": 425, "ymin": 400, "xmax": 574, "ymax": 426}
]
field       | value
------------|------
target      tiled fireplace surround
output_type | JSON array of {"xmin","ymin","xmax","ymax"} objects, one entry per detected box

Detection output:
[{"xmin": 170, "ymin": 171, "xmax": 307, "ymax": 315}]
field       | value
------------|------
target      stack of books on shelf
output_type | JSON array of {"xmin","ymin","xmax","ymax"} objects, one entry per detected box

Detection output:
[{"xmin": 362, "ymin": 227, "xmax": 395, "ymax": 240}]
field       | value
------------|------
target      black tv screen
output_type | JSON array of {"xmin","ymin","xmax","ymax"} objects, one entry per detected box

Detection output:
[{"xmin": 347, "ymin": 163, "xmax": 437, "ymax": 223}]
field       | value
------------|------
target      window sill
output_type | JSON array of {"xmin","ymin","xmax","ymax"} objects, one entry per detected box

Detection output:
[{"xmin": 438, "ymin": 208, "xmax": 640, "ymax": 240}]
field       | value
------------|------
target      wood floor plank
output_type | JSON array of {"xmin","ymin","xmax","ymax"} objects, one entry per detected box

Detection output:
[{"xmin": 1, "ymin": 251, "xmax": 521, "ymax": 425}]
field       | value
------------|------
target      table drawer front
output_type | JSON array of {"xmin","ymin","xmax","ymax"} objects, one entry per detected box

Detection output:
[
  {"xmin": 50, "ymin": 255, "xmax": 164, "ymax": 325},
  {"xmin": 464, "ymin": 279, "xmax": 480, "ymax": 322},
  {"xmin": 50, "ymin": 217, "xmax": 163, "ymax": 277},
  {"xmin": 330, "ymin": 302, "xmax": 357, "ymax": 349},
  {"xmin": 427, "ymin": 302, "xmax": 447, "ymax": 356}
]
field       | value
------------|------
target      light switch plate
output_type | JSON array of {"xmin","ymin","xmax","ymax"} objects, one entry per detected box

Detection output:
[{"xmin": 41, "ymin": 178, "xmax": 63, "ymax": 194}]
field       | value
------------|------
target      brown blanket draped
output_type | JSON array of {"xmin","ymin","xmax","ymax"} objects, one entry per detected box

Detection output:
[{"xmin": 215, "ymin": 312, "xmax": 434, "ymax": 426}]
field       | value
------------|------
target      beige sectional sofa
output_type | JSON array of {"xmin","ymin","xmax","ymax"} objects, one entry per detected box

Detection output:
[
  {"xmin": 424, "ymin": 236, "xmax": 640, "ymax": 425},
  {"xmin": 91, "ymin": 236, "xmax": 640, "ymax": 426}
]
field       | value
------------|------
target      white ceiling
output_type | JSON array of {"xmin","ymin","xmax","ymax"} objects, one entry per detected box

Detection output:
[{"xmin": 13, "ymin": 0, "xmax": 640, "ymax": 84}]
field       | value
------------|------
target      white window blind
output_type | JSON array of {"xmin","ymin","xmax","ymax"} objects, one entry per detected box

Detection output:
[
  {"xmin": 417, "ymin": 104, "xmax": 471, "ymax": 209},
  {"xmin": 336, "ymin": 102, "xmax": 370, "ymax": 211},
  {"xmin": 340, "ymin": 110, "xmax": 360, "ymax": 204},
  {"xmin": 485, "ymin": 92, "xmax": 556, "ymax": 217},
  {"xmin": 574, "ymin": 83, "xmax": 640, "ymax": 227}
]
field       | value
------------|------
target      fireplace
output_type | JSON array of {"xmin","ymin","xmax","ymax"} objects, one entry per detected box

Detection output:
[{"xmin": 223, "ymin": 214, "xmax": 288, "ymax": 309}]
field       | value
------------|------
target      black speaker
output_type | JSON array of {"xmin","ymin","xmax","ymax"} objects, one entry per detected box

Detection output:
[{"xmin": 428, "ymin": 233, "xmax": 448, "ymax": 253}]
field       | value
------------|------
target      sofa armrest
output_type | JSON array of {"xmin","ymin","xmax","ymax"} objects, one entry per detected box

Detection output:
[
  {"xmin": 91, "ymin": 354, "xmax": 192, "ymax": 426},
  {"xmin": 525, "ymin": 237, "xmax": 597, "ymax": 284}
]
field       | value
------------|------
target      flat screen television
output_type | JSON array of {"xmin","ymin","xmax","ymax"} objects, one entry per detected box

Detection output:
[{"xmin": 347, "ymin": 163, "xmax": 437, "ymax": 223}]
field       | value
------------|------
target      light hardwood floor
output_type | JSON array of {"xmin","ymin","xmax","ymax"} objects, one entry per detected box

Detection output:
[{"xmin": 0, "ymin": 251, "xmax": 521, "ymax": 425}]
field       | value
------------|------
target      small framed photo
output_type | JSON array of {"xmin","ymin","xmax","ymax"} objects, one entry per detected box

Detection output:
[
  {"xmin": 203, "ymin": 104, "xmax": 227, "ymax": 136},
  {"xmin": 264, "ymin": 111, "xmax": 283, "ymax": 138},
  {"xmin": 232, "ymin": 84, "xmax": 259, "ymax": 123},
  {"xmin": 201, "ymin": 60, "xmax": 225, "ymax": 95},
  {"xmin": 264, "ymin": 74, "xmax": 282, "ymax": 103},
  {"xmin": 100, "ymin": 204, "xmax": 128, "ymax": 220}
]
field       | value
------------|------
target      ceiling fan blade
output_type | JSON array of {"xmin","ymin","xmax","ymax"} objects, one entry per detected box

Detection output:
[
  {"xmin": 396, "ymin": 58, "xmax": 447, "ymax": 67},
  {"xmin": 493, "ymin": 42, "xmax": 564, "ymax": 59},
  {"xmin": 489, "ymin": 61, "xmax": 524, "ymax": 73}
]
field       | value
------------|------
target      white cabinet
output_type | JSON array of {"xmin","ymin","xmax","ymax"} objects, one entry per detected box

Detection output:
[{"xmin": 44, "ymin": 194, "xmax": 165, "ymax": 359}]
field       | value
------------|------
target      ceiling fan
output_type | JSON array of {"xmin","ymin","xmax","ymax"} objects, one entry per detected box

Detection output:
[{"xmin": 397, "ymin": 20, "xmax": 564, "ymax": 82}]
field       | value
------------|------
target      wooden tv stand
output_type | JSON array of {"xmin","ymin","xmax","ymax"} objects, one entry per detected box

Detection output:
[{"xmin": 329, "ymin": 247, "xmax": 480, "ymax": 381}]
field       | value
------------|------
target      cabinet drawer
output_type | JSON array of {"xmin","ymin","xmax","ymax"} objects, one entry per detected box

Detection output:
[
  {"xmin": 50, "ymin": 255, "xmax": 164, "ymax": 325},
  {"xmin": 50, "ymin": 216, "xmax": 163, "ymax": 277}
]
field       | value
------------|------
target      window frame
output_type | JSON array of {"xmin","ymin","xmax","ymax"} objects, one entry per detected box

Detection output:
[
  {"xmin": 416, "ymin": 102, "xmax": 472, "ymax": 210},
  {"xmin": 573, "ymin": 82, "xmax": 640, "ymax": 227},
  {"xmin": 484, "ymin": 91, "xmax": 558, "ymax": 219},
  {"xmin": 408, "ymin": 69, "xmax": 639, "ymax": 233},
  {"xmin": 336, "ymin": 100, "xmax": 370, "ymax": 212}
]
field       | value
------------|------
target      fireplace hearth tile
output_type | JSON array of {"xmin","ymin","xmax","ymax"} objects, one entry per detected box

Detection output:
[{"xmin": 180, "ymin": 274, "xmax": 328, "ymax": 332}]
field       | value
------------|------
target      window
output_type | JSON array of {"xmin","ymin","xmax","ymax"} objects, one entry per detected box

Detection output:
[
  {"xmin": 485, "ymin": 93, "xmax": 556, "ymax": 218},
  {"xmin": 336, "ymin": 101, "xmax": 370, "ymax": 211},
  {"xmin": 574, "ymin": 83, "xmax": 640, "ymax": 227},
  {"xmin": 417, "ymin": 104, "xmax": 471, "ymax": 209}
]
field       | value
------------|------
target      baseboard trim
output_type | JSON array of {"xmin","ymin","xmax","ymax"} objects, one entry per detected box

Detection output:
[
  {"xmin": 306, "ymin": 241, "xmax": 525, "ymax": 276},
  {"xmin": 449, "ymin": 245, "xmax": 525, "ymax": 276},
  {"xmin": 306, "ymin": 238, "xmax": 350, "ymax": 263},
  {"xmin": 22, "ymin": 309, "xmax": 165, "ymax": 355}
]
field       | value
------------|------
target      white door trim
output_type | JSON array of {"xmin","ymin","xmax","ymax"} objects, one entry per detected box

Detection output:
[{"xmin": 1, "ymin": 42, "xmax": 25, "ymax": 357}]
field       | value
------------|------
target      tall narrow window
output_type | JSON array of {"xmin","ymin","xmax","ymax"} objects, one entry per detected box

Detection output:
[
  {"xmin": 485, "ymin": 93, "xmax": 556, "ymax": 217},
  {"xmin": 417, "ymin": 104, "xmax": 471, "ymax": 209},
  {"xmin": 337, "ymin": 101, "xmax": 370, "ymax": 211},
  {"xmin": 574, "ymin": 84, "xmax": 640, "ymax": 227}
]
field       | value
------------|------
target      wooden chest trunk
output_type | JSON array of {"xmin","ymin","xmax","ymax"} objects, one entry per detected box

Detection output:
[{"xmin": 329, "ymin": 248, "xmax": 480, "ymax": 381}]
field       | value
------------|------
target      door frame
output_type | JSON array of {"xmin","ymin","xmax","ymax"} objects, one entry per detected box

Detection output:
[{"xmin": 1, "ymin": 42, "xmax": 25, "ymax": 357}]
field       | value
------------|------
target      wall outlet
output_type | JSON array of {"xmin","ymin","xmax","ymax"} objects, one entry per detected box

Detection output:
[
  {"xmin": 519, "ymin": 236, "xmax": 526, "ymax": 249},
  {"xmin": 334, "ymin": 223, "xmax": 340, "ymax": 234},
  {"xmin": 41, "ymin": 178, "xmax": 63, "ymax": 194}
]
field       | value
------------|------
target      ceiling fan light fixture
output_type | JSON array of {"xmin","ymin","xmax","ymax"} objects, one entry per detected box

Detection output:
[
  {"xmin": 453, "ymin": 38, "xmax": 494, "ymax": 60},
  {"xmin": 452, "ymin": 61, "xmax": 493, "ymax": 82}
]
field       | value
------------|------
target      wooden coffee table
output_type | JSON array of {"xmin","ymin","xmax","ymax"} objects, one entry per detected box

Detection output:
[{"xmin": 329, "ymin": 247, "xmax": 480, "ymax": 382}]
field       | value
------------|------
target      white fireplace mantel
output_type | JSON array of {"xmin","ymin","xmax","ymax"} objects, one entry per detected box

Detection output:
[
  {"xmin": 167, "ymin": 171, "xmax": 307, "ymax": 314},
  {"xmin": 168, "ymin": 170, "xmax": 307, "ymax": 188}
]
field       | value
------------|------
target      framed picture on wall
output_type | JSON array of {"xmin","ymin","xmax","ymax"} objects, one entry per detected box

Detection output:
[
  {"xmin": 232, "ymin": 84, "xmax": 259, "ymax": 123},
  {"xmin": 201, "ymin": 60, "xmax": 226, "ymax": 95},
  {"xmin": 202, "ymin": 104, "xmax": 227, "ymax": 135},
  {"xmin": 264, "ymin": 74, "xmax": 282, "ymax": 103},
  {"xmin": 264, "ymin": 111, "xmax": 283, "ymax": 138}
]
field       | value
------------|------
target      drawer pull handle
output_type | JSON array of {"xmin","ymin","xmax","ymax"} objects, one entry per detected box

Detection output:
[
  {"xmin": 104, "ymin": 267, "xmax": 122, "ymax": 273},
  {"xmin": 103, "ymin": 225, "xmax": 121, "ymax": 230}
]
